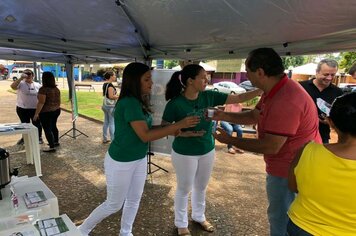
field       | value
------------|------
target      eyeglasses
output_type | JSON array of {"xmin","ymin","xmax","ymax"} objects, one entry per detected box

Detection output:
[{"xmin": 24, "ymin": 72, "xmax": 32, "ymax": 76}]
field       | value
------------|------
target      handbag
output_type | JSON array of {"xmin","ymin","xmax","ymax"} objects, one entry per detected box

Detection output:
[{"xmin": 103, "ymin": 84, "xmax": 116, "ymax": 107}]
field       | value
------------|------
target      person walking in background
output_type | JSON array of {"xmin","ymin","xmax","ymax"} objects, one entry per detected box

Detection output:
[
  {"xmin": 33, "ymin": 72, "xmax": 61, "ymax": 152},
  {"xmin": 213, "ymin": 48, "xmax": 321, "ymax": 236},
  {"xmin": 162, "ymin": 64, "xmax": 262, "ymax": 236},
  {"xmin": 10, "ymin": 69, "xmax": 43, "ymax": 144},
  {"xmin": 300, "ymin": 59, "xmax": 343, "ymax": 143},
  {"xmin": 78, "ymin": 62, "xmax": 199, "ymax": 236},
  {"xmin": 220, "ymin": 103, "xmax": 244, "ymax": 154},
  {"xmin": 287, "ymin": 92, "xmax": 356, "ymax": 235},
  {"xmin": 102, "ymin": 71, "xmax": 119, "ymax": 143}
]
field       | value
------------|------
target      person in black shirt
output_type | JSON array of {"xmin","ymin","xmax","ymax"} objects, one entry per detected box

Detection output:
[{"xmin": 300, "ymin": 59, "xmax": 343, "ymax": 143}]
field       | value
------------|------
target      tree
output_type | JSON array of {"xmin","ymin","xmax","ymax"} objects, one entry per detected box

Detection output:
[
  {"xmin": 164, "ymin": 60, "xmax": 179, "ymax": 69},
  {"xmin": 339, "ymin": 52, "xmax": 356, "ymax": 72},
  {"xmin": 282, "ymin": 56, "xmax": 305, "ymax": 69}
]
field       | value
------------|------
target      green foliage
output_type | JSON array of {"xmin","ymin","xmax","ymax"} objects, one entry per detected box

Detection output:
[
  {"xmin": 96, "ymin": 67, "xmax": 119, "ymax": 77},
  {"xmin": 60, "ymin": 90, "xmax": 104, "ymax": 121},
  {"xmin": 164, "ymin": 60, "xmax": 179, "ymax": 69},
  {"xmin": 282, "ymin": 56, "xmax": 305, "ymax": 69},
  {"xmin": 339, "ymin": 52, "xmax": 356, "ymax": 72},
  {"xmin": 41, "ymin": 62, "xmax": 59, "ymax": 67}
]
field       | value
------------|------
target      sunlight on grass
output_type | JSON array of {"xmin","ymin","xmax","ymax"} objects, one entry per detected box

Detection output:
[{"xmin": 60, "ymin": 90, "xmax": 104, "ymax": 121}]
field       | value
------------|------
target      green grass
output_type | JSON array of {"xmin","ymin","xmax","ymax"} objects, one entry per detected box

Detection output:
[{"xmin": 60, "ymin": 90, "xmax": 104, "ymax": 121}]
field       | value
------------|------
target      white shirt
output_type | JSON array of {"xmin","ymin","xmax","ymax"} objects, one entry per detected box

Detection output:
[{"xmin": 16, "ymin": 81, "xmax": 42, "ymax": 109}]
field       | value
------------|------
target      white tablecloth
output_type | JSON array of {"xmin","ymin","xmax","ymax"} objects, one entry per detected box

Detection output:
[
  {"xmin": 0, "ymin": 214, "xmax": 82, "ymax": 236},
  {"xmin": 0, "ymin": 123, "xmax": 42, "ymax": 176},
  {"xmin": 0, "ymin": 176, "xmax": 59, "ymax": 229}
]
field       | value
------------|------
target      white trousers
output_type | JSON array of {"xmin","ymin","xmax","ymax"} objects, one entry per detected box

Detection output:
[
  {"xmin": 172, "ymin": 149, "xmax": 215, "ymax": 228},
  {"xmin": 78, "ymin": 152, "xmax": 147, "ymax": 236}
]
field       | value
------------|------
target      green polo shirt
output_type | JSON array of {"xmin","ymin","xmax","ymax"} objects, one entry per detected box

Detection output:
[
  {"xmin": 108, "ymin": 96, "xmax": 152, "ymax": 162},
  {"xmin": 162, "ymin": 90, "xmax": 228, "ymax": 155}
]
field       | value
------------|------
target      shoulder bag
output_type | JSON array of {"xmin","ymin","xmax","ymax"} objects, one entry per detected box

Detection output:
[{"xmin": 103, "ymin": 84, "xmax": 116, "ymax": 107}]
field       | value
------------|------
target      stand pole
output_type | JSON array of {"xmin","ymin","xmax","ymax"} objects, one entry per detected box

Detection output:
[
  {"xmin": 147, "ymin": 142, "xmax": 168, "ymax": 175},
  {"xmin": 60, "ymin": 120, "xmax": 88, "ymax": 139}
]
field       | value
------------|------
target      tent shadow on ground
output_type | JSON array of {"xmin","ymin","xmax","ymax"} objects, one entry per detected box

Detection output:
[{"xmin": 0, "ymin": 81, "xmax": 269, "ymax": 235}]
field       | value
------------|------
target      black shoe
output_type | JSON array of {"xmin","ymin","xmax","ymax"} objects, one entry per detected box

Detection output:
[
  {"xmin": 39, "ymin": 138, "xmax": 44, "ymax": 144},
  {"xmin": 43, "ymin": 147, "xmax": 56, "ymax": 152},
  {"xmin": 16, "ymin": 138, "xmax": 24, "ymax": 145},
  {"xmin": 47, "ymin": 143, "xmax": 60, "ymax": 147}
]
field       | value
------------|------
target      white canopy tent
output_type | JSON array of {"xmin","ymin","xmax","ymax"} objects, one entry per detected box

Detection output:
[
  {"xmin": 0, "ymin": 0, "xmax": 355, "ymax": 64},
  {"xmin": 172, "ymin": 62, "xmax": 216, "ymax": 71},
  {"xmin": 292, "ymin": 63, "xmax": 318, "ymax": 75},
  {"xmin": 0, "ymin": 0, "xmax": 354, "ymax": 144}
]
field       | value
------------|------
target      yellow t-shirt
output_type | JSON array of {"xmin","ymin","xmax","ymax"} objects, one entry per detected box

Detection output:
[{"xmin": 288, "ymin": 142, "xmax": 356, "ymax": 236}]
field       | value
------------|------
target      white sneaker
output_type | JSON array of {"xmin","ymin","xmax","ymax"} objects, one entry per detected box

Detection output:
[{"xmin": 77, "ymin": 225, "xmax": 89, "ymax": 236}]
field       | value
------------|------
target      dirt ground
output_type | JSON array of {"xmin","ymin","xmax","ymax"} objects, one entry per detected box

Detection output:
[{"xmin": 0, "ymin": 79, "xmax": 270, "ymax": 236}]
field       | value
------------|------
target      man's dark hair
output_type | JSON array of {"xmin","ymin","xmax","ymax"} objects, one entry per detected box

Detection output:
[
  {"xmin": 316, "ymin": 59, "xmax": 338, "ymax": 72},
  {"xmin": 246, "ymin": 48, "xmax": 285, "ymax": 77}
]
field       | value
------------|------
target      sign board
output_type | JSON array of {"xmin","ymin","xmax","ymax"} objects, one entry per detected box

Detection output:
[{"xmin": 150, "ymin": 69, "xmax": 177, "ymax": 155}]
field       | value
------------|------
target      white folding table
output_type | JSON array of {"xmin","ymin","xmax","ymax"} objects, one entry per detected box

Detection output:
[
  {"xmin": 0, "ymin": 123, "xmax": 42, "ymax": 176},
  {"xmin": 0, "ymin": 176, "xmax": 59, "ymax": 225}
]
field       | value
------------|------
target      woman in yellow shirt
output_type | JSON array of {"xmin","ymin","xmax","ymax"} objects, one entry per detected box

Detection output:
[{"xmin": 287, "ymin": 92, "xmax": 356, "ymax": 236}]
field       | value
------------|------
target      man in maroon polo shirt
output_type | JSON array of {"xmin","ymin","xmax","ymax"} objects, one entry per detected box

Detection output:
[{"xmin": 213, "ymin": 48, "xmax": 321, "ymax": 236}]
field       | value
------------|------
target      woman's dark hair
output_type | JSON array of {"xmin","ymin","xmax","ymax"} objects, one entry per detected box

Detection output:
[
  {"xmin": 23, "ymin": 69, "xmax": 34, "ymax": 76},
  {"xmin": 246, "ymin": 48, "xmax": 285, "ymax": 77},
  {"xmin": 119, "ymin": 62, "xmax": 151, "ymax": 113},
  {"xmin": 165, "ymin": 64, "xmax": 204, "ymax": 100},
  {"xmin": 329, "ymin": 92, "xmax": 356, "ymax": 136},
  {"xmin": 41, "ymin": 72, "xmax": 56, "ymax": 88},
  {"xmin": 104, "ymin": 71, "xmax": 114, "ymax": 80}
]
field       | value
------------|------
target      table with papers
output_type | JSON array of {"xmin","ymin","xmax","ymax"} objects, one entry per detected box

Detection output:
[
  {"xmin": 0, "ymin": 123, "xmax": 42, "ymax": 176},
  {"xmin": 0, "ymin": 176, "xmax": 59, "ymax": 229}
]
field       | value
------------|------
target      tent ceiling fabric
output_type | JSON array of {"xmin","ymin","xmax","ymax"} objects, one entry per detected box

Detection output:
[{"xmin": 0, "ymin": 0, "xmax": 355, "ymax": 63}]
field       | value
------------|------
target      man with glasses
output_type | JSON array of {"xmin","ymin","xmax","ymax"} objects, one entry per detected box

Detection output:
[
  {"xmin": 300, "ymin": 59, "xmax": 343, "ymax": 143},
  {"xmin": 10, "ymin": 69, "xmax": 43, "ymax": 144}
]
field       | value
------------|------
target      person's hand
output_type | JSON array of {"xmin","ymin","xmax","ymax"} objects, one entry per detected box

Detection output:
[
  {"xmin": 214, "ymin": 127, "xmax": 233, "ymax": 145},
  {"xmin": 20, "ymin": 73, "xmax": 28, "ymax": 80},
  {"xmin": 33, "ymin": 114, "xmax": 39, "ymax": 121},
  {"xmin": 177, "ymin": 115, "xmax": 200, "ymax": 129},
  {"xmin": 319, "ymin": 118, "xmax": 329, "ymax": 125},
  {"xmin": 210, "ymin": 109, "xmax": 225, "ymax": 121},
  {"xmin": 319, "ymin": 114, "xmax": 329, "ymax": 125}
]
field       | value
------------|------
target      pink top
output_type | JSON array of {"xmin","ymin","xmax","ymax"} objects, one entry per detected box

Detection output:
[
  {"xmin": 224, "ymin": 103, "xmax": 242, "ymax": 112},
  {"xmin": 256, "ymin": 75, "xmax": 321, "ymax": 178}
]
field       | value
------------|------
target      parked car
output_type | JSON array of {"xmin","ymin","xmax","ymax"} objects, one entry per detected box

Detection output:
[
  {"xmin": 238, "ymin": 80, "xmax": 256, "ymax": 91},
  {"xmin": 10, "ymin": 67, "xmax": 43, "ymax": 81},
  {"xmin": 212, "ymin": 81, "xmax": 246, "ymax": 94},
  {"xmin": 338, "ymin": 83, "xmax": 356, "ymax": 93},
  {"xmin": 205, "ymin": 84, "xmax": 214, "ymax": 91}
]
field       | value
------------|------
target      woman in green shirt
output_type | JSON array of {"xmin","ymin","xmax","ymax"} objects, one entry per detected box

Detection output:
[
  {"xmin": 162, "ymin": 64, "xmax": 262, "ymax": 236},
  {"xmin": 78, "ymin": 62, "xmax": 199, "ymax": 236}
]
